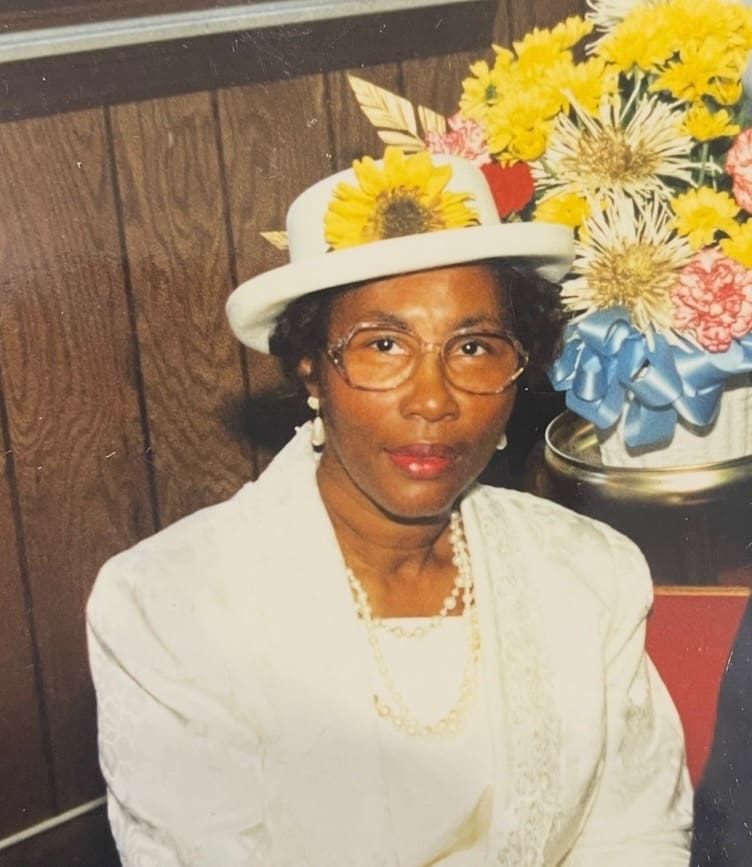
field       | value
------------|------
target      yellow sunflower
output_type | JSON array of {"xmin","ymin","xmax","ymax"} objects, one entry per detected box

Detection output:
[{"xmin": 324, "ymin": 148, "xmax": 479, "ymax": 250}]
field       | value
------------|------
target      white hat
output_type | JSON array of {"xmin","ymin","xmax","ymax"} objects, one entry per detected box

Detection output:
[{"xmin": 226, "ymin": 151, "xmax": 574, "ymax": 352}]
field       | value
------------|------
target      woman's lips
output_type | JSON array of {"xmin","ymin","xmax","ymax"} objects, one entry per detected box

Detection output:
[{"xmin": 385, "ymin": 444, "xmax": 458, "ymax": 479}]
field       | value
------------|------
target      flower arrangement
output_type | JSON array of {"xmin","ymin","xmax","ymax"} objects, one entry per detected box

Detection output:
[{"xmin": 348, "ymin": 0, "xmax": 752, "ymax": 464}]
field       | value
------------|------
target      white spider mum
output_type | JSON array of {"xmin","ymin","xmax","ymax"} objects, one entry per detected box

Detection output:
[
  {"xmin": 586, "ymin": 0, "xmax": 660, "ymax": 32},
  {"xmin": 533, "ymin": 90, "xmax": 701, "ymax": 206},
  {"xmin": 562, "ymin": 195, "xmax": 694, "ymax": 332}
]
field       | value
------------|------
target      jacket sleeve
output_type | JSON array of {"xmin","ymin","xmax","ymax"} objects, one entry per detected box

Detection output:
[
  {"xmin": 87, "ymin": 555, "xmax": 270, "ymax": 866},
  {"xmin": 562, "ymin": 534, "xmax": 693, "ymax": 867}
]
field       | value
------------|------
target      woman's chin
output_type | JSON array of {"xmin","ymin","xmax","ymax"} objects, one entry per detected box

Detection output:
[{"xmin": 367, "ymin": 481, "xmax": 468, "ymax": 524}]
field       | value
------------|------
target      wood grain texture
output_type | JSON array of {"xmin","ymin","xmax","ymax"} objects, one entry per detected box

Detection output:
[
  {"xmin": 400, "ymin": 50, "xmax": 480, "ymax": 119},
  {"xmin": 111, "ymin": 92, "xmax": 254, "ymax": 522},
  {"xmin": 0, "ymin": 108, "xmax": 155, "ymax": 811},
  {"xmin": 0, "ymin": 448, "xmax": 52, "ymax": 837},
  {"xmin": 217, "ymin": 76, "xmax": 332, "ymax": 467},
  {"xmin": 326, "ymin": 63, "xmax": 401, "ymax": 169},
  {"xmin": 0, "ymin": 805, "xmax": 119, "ymax": 867},
  {"xmin": 494, "ymin": 0, "xmax": 588, "ymax": 42}
]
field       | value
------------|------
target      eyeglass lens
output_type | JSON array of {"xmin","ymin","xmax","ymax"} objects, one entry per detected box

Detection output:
[{"xmin": 338, "ymin": 326, "xmax": 524, "ymax": 393}]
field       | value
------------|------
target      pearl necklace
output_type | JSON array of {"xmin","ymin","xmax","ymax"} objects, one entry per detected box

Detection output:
[
  {"xmin": 345, "ymin": 511, "xmax": 481, "ymax": 738},
  {"xmin": 349, "ymin": 512, "xmax": 472, "ymax": 639}
]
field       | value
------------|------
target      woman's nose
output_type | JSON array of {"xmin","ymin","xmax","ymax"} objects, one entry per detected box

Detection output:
[{"xmin": 398, "ymin": 349, "xmax": 460, "ymax": 421}]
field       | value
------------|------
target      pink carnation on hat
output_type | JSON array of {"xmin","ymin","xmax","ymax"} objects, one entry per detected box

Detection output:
[
  {"xmin": 672, "ymin": 247, "xmax": 752, "ymax": 352},
  {"xmin": 424, "ymin": 113, "xmax": 490, "ymax": 165},
  {"xmin": 726, "ymin": 128, "xmax": 752, "ymax": 214}
]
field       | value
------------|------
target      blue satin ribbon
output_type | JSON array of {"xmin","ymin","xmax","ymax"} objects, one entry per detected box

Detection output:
[{"xmin": 549, "ymin": 308, "xmax": 752, "ymax": 448}]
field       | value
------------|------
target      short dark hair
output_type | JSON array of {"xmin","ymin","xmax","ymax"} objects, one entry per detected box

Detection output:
[{"xmin": 268, "ymin": 262, "xmax": 566, "ymax": 387}]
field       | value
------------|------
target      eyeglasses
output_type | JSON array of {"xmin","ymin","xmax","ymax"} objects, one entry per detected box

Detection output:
[{"xmin": 326, "ymin": 323, "xmax": 528, "ymax": 394}]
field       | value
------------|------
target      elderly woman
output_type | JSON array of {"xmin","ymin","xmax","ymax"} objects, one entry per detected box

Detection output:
[{"xmin": 87, "ymin": 148, "xmax": 691, "ymax": 865}]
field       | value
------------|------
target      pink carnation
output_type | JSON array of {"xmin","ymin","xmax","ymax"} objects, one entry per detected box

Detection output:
[
  {"xmin": 726, "ymin": 128, "xmax": 752, "ymax": 214},
  {"xmin": 672, "ymin": 247, "xmax": 752, "ymax": 351},
  {"xmin": 424, "ymin": 113, "xmax": 490, "ymax": 166}
]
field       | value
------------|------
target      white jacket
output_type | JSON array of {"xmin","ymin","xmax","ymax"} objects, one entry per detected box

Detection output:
[{"xmin": 87, "ymin": 426, "xmax": 692, "ymax": 866}]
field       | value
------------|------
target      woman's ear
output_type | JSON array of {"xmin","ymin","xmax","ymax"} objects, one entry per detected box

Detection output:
[{"xmin": 297, "ymin": 356, "xmax": 321, "ymax": 399}]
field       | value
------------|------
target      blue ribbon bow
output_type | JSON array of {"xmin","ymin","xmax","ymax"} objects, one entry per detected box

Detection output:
[{"xmin": 549, "ymin": 308, "xmax": 752, "ymax": 448}]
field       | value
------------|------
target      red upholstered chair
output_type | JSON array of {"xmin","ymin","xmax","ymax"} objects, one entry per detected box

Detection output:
[{"xmin": 646, "ymin": 587, "xmax": 750, "ymax": 785}]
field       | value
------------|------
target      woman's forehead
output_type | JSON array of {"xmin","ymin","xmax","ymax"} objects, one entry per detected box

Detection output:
[{"xmin": 327, "ymin": 263, "xmax": 512, "ymax": 332}]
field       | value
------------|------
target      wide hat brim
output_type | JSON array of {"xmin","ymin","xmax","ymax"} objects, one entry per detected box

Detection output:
[{"xmin": 226, "ymin": 221, "xmax": 574, "ymax": 353}]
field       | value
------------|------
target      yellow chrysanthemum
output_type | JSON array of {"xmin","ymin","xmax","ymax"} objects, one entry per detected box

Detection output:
[
  {"xmin": 706, "ymin": 77, "xmax": 744, "ymax": 107},
  {"xmin": 595, "ymin": 5, "xmax": 676, "ymax": 73},
  {"xmin": 650, "ymin": 39, "xmax": 742, "ymax": 103},
  {"xmin": 324, "ymin": 148, "xmax": 478, "ymax": 250},
  {"xmin": 670, "ymin": 187, "xmax": 740, "ymax": 249},
  {"xmin": 513, "ymin": 16, "xmax": 592, "ymax": 73},
  {"xmin": 532, "ymin": 90, "xmax": 698, "ymax": 204},
  {"xmin": 484, "ymin": 87, "xmax": 556, "ymax": 161},
  {"xmin": 659, "ymin": 0, "xmax": 752, "ymax": 60},
  {"xmin": 562, "ymin": 196, "xmax": 693, "ymax": 332},
  {"xmin": 720, "ymin": 221, "xmax": 752, "ymax": 268},
  {"xmin": 551, "ymin": 15, "xmax": 594, "ymax": 50},
  {"xmin": 595, "ymin": 0, "xmax": 752, "ymax": 78},
  {"xmin": 459, "ymin": 59, "xmax": 507, "ymax": 123},
  {"xmin": 682, "ymin": 103, "xmax": 740, "ymax": 141},
  {"xmin": 551, "ymin": 57, "xmax": 618, "ymax": 117},
  {"xmin": 534, "ymin": 192, "xmax": 591, "ymax": 229}
]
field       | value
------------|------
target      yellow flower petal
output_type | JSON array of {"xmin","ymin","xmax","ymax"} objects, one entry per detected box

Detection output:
[
  {"xmin": 324, "ymin": 147, "xmax": 479, "ymax": 249},
  {"xmin": 720, "ymin": 222, "xmax": 752, "ymax": 268},
  {"xmin": 670, "ymin": 187, "xmax": 740, "ymax": 249}
]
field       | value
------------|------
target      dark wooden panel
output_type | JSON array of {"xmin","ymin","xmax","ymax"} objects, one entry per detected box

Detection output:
[
  {"xmin": 400, "ymin": 49, "xmax": 480, "ymax": 119},
  {"xmin": 0, "ymin": 805, "xmax": 120, "ymax": 867},
  {"xmin": 217, "ymin": 76, "xmax": 332, "ymax": 467},
  {"xmin": 327, "ymin": 63, "xmax": 401, "ymax": 169},
  {"xmin": 0, "ymin": 3, "xmax": 497, "ymax": 123},
  {"xmin": 494, "ymin": 0, "xmax": 588, "ymax": 42},
  {"xmin": 0, "ymin": 109, "xmax": 155, "ymax": 812},
  {"xmin": 111, "ymin": 92, "xmax": 254, "ymax": 522},
  {"xmin": 0, "ymin": 444, "xmax": 52, "ymax": 837}
]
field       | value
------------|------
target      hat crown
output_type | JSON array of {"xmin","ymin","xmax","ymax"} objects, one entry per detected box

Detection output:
[{"xmin": 285, "ymin": 155, "xmax": 500, "ymax": 263}]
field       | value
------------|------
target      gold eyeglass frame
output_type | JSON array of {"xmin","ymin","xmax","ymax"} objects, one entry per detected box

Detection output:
[{"xmin": 326, "ymin": 322, "xmax": 529, "ymax": 394}]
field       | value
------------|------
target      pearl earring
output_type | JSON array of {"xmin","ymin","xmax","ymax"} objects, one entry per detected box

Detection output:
[
  {"xmin": 496, "ymin": 431, "xmax": 508, "ymax": 451},
  {"xmin": 307, "ymin": 395, "xmax": 326, "ymax": 449}
]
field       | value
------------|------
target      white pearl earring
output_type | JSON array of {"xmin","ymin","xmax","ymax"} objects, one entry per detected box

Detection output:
[
  {"xmin": 496, "ymin": 431, "xmax": 508, "ymax": 451},
  {"xmin": 307, "ymin": 395, "xmax": 326, "ymax": 449}
]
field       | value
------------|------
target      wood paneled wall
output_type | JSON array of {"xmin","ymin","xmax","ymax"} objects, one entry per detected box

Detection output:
[{"xmin": 0, "ymin": 0, "xmax": 585, "ymax": 862}]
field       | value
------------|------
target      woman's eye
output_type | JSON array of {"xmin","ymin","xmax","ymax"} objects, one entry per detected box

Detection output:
[
  {"xmin": 364, "ymin": 334, "xmax": 408, "ymax": 354},
  {"xmin": 458, "ymin": 340, "xmax": 486, "ymax": 356}
]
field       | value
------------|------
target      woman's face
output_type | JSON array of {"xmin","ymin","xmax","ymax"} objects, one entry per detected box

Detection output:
[{"xmin": 306, "ymin": 263, "xmax": 518, "ymax": 523}]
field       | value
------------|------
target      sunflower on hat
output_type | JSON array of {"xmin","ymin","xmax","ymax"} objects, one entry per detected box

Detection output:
[{"xmin": 324, "ymin": 148, "xmax": 479, "ymax": 250}]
